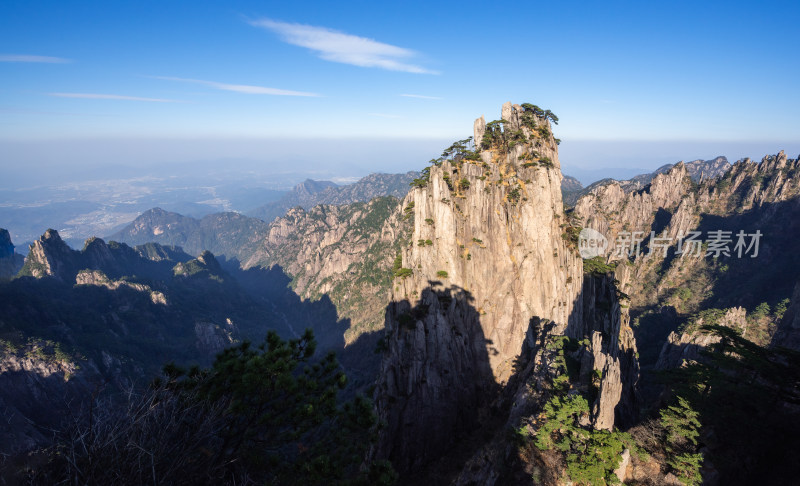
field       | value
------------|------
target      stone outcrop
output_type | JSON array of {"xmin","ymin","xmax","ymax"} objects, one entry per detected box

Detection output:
[
  {"xmin": 76, "ymin": 269, "xmax": 167, "ymax": 305},
  {"xmin": 194, "ymin": 320, "xmax": 235, "ymax": 354},
  {"xmin": 0, "ymin": 341, "xmax": 91, "ymax": 456},
  {"xmin": 452, "ymin": 271, "xmax": 639, "ymax": 484},
  {"xmin": 473, "ymin": 115, "xmax": 485, "ymax": 146},
  {"xmin": 390, "ymin": 102, "xmax": 581, "ymax": 381},
  {"xmin": 574, "ymin": 163, "xmax": 694, "ymax": 259},
  {"xmin": 572, "ymin": 151, "xmax": 800, "ymax": 361},
  {"xmin": 655, "ymin": 307, "xmax": 747, "ymax": 369},
  {"xmin": 21, "ymin": 229, "xmax": 76, "ymax": 280},
  {"xmin": 0, "ymin": 228, "xmax": 24, "ymax": 279}
]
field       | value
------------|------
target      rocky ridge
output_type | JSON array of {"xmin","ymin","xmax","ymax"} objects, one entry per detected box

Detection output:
[
  {"xmin": 1, "ymin": 229, "xmax": 337, "ymax": 455},
  {"xmin": 564, "ymin": 156, "xmax": 731, "ymax": 207},
  {"xmin": 573, "ymin": 151, "xmax": 800, "ymax": 321},
  {"xmin": 245, "ymin": 196, "xmax": 410, "ymax": 342},
  {"xmin": 248, "ymin": 171, "xmax": 419, "ymax": 223}
]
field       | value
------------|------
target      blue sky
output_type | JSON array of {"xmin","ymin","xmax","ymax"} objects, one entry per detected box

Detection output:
[{"xmin": 1, "ymin": 0, "xmax": 799, "ymax": 179}]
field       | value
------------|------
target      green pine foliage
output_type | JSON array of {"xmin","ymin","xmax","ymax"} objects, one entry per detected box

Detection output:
[
  {"xmin": 36, "ymin": 330, "xmax": 397, "ymax": 485},
  {"xmin": 660, "ymin": 397, "xmax": 703, "ymax": 486},
  {"xmin": 583, "ymin": 257, "xmax": 617, "ymax": 275},
  {"xmin": 157, "ymin": 330, "xmax": 396, "ymax": 484},
  {"xmin": 660, "ymin": 324, "xmax": 800, "ymax": 484},
  {"xmin": 533, "ymin": 395, "xmax": 636, "ymax": 485}
]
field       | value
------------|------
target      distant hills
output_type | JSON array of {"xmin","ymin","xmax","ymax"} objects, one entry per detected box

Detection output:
[
  {"xmin": 248, "ymin": 171, "xmax": 420, "ymax": 222},
  {"xmin": 108, "ymin": 171, "xmax": 424, "ymax": 263},
  {"xmin": 109, "ymin": 209, "xmax": 270, "ymax": 264}
]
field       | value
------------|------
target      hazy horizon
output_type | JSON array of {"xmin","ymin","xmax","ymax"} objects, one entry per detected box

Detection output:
[{"xmin": 2, "ymin": 136, "xmax": 798, "ymax": 188}]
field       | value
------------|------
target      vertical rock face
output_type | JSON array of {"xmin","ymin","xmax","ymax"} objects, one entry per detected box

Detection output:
[
  {"xmin": 452, "ymin": 272, "xmax": 639, "ymax": 484},
  {"xmin": 572, "ymin": 273, "xmax": 640, "ymax": 430},
  {"xmin": 473, "ymin": 115, "xmax": 486, "ymax": 148},
  {"xmin": 392, "ymin": 103, "xmax": 582, "ymax": 380},
  {"xmin": 373, "ymin": 102, "xmax": 588, "ymax": 472},
  {"xmin": 0, "ymin": 229, "xmax": 13, "ymax": 259},
  {"xmin": 0, "ymin": 229, "xmax": 24, "ymax": 279},
  {"xmin": 573, "ymin": 163, "xmax": 693, "ymax": 253}
]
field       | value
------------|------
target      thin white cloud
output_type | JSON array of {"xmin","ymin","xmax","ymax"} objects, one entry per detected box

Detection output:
[
  {"xmin": 368, "ymin": 113, "xmax": 402, "ymax": 119},
  {"xmin": 48, "ymin": 93, "xmax": 181, "ymax": 103},
  {"xmin": 400, "ymin": 94, "xmax": 442, "ymax": 100},
  {"xmin": 0, "ymin": 54, "xmax": 71, "ymax": 63},
  {"xmin": 249, "ymin": 18, "xmax": 438, "ymax": 75},
  {"xmin": 154, "ymin": 76, "xmax": 320, "ymax": 97}
]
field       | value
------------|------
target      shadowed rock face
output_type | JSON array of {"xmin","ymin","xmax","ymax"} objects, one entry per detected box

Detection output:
[
  {"xmin": 0, "ymin": 229, "xmax": 13, "ymax": 259},
  {"xmin": 772, "ymin": 282, "xmax": 800, "ymax": 351},
  {"xmin": 571, "ymin": 273, "xmax": 640, "ymax": 430},
  {"xmin": 451, "ymin": 272, "xmax": 640, "ymax": 485},
  {"xmin": 656, "ymin": 307, "xmax": 747, "ymax": 370},
  {"xmin": 373, "ymin": 285, "xmax": 496, "ymax": 473},
  {"xmin": 0, "ymin": 229, "xmax": 24, "ymax": 278},
  {"xmin": 20, "ymin": 228, "xmax": 76, "ymax": 280}
]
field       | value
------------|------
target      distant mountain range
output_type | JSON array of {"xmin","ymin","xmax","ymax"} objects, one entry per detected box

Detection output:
[
  {"xmin": 562, "ymin": 156, "xmax": 731, "ymax": 205},
  {"xmin": 108, "ymin": 209, "xmax": 271, "ymax": 264},
  {"xmin": 248, "ymin": 171, "xmax": 420, "ymax": 222}
]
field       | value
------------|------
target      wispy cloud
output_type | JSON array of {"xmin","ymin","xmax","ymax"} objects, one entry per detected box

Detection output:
[
  {"xmin": 368, "ymin": 113, "xmax": 402, "ymax": 119},
  {"xmin": 0, "ymin": 54, "xmax": 71, "ymax": 63},
  {"xmin": 48, "ymin": 93, "xmax": 181, "ymax": 103},
  {"xmin": 249, "ymin": 18, "xmax": 438, "ymax": 74},
  {"xmin": 400, "ymin": 93, "xmax": 442, "ymax": 100},
  {"xmin": 153, "ymin": 76, "xmax": 320, "ymax": 96}
]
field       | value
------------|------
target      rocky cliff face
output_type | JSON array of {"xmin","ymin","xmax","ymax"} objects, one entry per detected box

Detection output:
[
  {"xmin": 570, "ymin": 273, "xmax": 639, "ymax": 429},
  {"xmin": 0, "ymin": 340, "xmax": 91, "ymax": 456},
  {"xmin": 574, "ymin": 151, "xmax": 800, "ymax": 317},
  {"xmin": 20, "ymin": 229, "xmax": 77, "ymax": 280},
  {"xmin": 246, "ymin": 196, "xmax": 410, "ymax": 343},
  {"xmin": 571, "ymin": 150, "xmax": 800, "ymax": 383},
  {"xmin": 373, "ymin": 103, "xmax": 638, "ymax": 475},
  {"xmin": 390, "ymin": 103, "xmax": 582, "ymax": 380},
  {"xmin": 574, "ymin": 162, "xmax": 693, "ymax": 247},
  {"xmin": 450, "ymin": 272, "xmax": 638, "ymax": 485},
  {"xmin": 0, "ymin": 228, "xmax": 24, "ymax": 279},
  {"xmin": 564, "ymin": 156, "xmax": 731, "ymax": 207}
]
